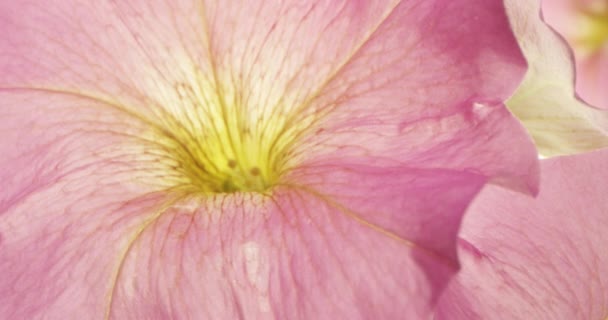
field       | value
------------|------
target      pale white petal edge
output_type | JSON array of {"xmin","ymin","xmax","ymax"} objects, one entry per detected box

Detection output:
[{"xmin": 505, "ymin": 0, "xmax": 608, "ymax": 157}]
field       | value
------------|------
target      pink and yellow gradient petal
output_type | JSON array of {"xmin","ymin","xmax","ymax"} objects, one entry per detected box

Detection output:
[
  {"xmin": 542, "ymin": 0, "xmax": 608, "ymax": 109},
  {"xmin": 0, "ymin": 0, "xmax": 538, "ymax": 319}
]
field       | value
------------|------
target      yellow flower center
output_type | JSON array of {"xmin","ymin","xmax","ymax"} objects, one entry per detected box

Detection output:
[
  {"xmin": 139, "ymin": 65, "xmax": 313, "ymax": 195},
  {"xmin": 576, "ymin": 5, "xmax": 608, "ymax": 52}
]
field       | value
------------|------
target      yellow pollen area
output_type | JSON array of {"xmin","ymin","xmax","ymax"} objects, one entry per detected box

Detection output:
[
  {"xmin": 576, "ymin": 7, "xmax": 608, "ymax": 52},
  {"xmin": 139, "ymin": 65, "xmax": 313, "ymax": 195}
]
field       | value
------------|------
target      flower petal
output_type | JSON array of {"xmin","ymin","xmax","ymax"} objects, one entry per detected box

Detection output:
[
  {"xmin": 505, "ymin": 0, "xmax": 608, "ymax": 156},
  {"xmin": 0, "ymin": 0, "xmax": 231, "ymax": 99},
  {"xmin": 436, "ymin": 148, "xmax": 608, "ymax": 319},
  {"xmin": 106, "ymin": 181, "xmax": 482, "ymax": 319},
  {"xmin": 284, "ymin": 0, "xmax": 539, "ymax": 193},
  {"xmin": 204, "ymin": 0, "xmax": 541, "ymax": 313},
  {"xmin": 0, "ymin": 0, "xmax": 538, "ymax": 184},
  {"xmin": 0, "ymin": 89, "xmax": 483, "ymax": 318},
  {"xmin": 0, "ymin": 92, "xmax": 172, "ymax": 318},
  {"xmin": 0, "ymin": 88, "xmax": 496, "ymax": 318},
  {"xmin": 542, "ymin": 0, "xmax": 608, "ymax": 109},
  {"xmin": 0, "ymin": 0, "xmax": 540, "ymax": 319}
]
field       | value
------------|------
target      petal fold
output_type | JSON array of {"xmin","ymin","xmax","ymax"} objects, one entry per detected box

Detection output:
[
  {"xmin": 436, "ymin": 148, "xmax": 608, "ymax": 319},
  {"xmin": 0, "ymin": 0, "xmax": 541, "ymax": 319},
  {"xmin": 505, "ymin": 0, "xmax": 608, "ymax": 156},
  {"xmin": 542, "ymin": 0, "xmax": 608, "ymax": 109}
]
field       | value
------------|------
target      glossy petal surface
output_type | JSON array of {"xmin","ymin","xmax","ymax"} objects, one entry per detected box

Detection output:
[
  {"xmin": 436, "ymin": 148, "xmax": 608, "ymax": 319},
  {"xmin": 0, "ymin": 0, "xmax": 537, "ymax": 319}
]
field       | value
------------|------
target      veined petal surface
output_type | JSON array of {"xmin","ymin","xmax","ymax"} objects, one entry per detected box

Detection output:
[
  {"xmin": 436, "ymin": 148, "xmax": 608, "ymax": 319},
  {"xmin": 0, "ymin": 0, "xmax": 537, "ymax": 319}
]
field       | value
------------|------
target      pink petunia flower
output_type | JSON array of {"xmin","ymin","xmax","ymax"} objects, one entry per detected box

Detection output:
[
  {"xmin": 543, "ymin": 0, "xmax": 608, "ymax": 109},
  {"xmin": 436, "ymin": 147, "xmax": 608, "ymax": 320},
  {"xmin": 0, "ymin": 1, "xmax": 538, "ymax": 319}
]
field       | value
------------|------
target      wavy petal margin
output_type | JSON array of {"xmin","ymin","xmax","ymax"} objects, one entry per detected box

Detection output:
[
  {"xmin": 436, "ymin": 148, "xmax": 608, "ymax": 319},
  {"xmin": 541, "ymin": 0, "xmax": 608, "ymax": 109},
  {"xmin": 505, "ymin": 0, "xmax": 608, "ymax": 157},
  {"xmin": 1, "ymin": 1, "xmax": 538, "ymax": 319}
]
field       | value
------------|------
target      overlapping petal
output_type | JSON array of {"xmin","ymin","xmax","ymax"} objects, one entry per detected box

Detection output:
[
  {"xmin": 1, "ymin": 0, "xmax": 539, "ymax": 319},
  {"xmin": 436, "ymin": 148, "xmax": 608, "ymax": 319},
  {"xmin": 542, "ymin": 0, "xmax": 608, "ymax": 109},
  {"xmin": 505, "ymin": 0, "xmax": 608, "ymax": 156}
]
